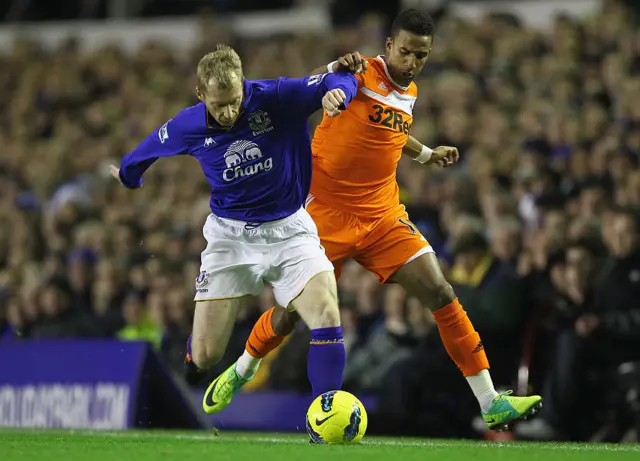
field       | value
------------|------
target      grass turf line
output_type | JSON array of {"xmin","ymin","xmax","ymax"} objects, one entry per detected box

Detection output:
[{"xmin": 0, "ymin": 430, "xmax": 639, "ymax": 461}]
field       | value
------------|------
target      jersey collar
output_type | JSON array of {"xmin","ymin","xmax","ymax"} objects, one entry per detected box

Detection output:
[{"xmin": 376, "ymin": 55, "xmax": 410, "ymax": 92}]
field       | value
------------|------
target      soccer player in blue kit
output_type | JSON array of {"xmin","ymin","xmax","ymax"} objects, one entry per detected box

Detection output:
[{"xmin": 110, "ymin": 45, "xmax": 358, "ymax": 406}]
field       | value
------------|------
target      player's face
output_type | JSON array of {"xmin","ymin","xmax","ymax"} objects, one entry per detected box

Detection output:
[
  {"xmin": 197, "ymin": 74, "xmax": 244, "ymax": 128},
  {"xmin": 385, "ymin": 29, "xmax": 432, "ymax": 86}
]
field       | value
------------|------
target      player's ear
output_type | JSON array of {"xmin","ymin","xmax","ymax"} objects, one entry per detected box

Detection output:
[
  {"xmin": 195, "ymin": 86, "xmax": 204, "ymax": 101},
  {"xmin": 385, "ymin": 37, "xmax": 392, "ymax": 53}
]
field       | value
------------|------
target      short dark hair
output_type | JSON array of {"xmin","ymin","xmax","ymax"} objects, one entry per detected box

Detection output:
[{"xmin": 391, "ymin": 8, "xmax": 435, "ymax": 38}]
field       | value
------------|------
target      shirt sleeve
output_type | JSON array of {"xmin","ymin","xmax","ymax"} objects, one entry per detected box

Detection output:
[
  {"xmin": 118, "ymin": 119, "xmax": 187, "ymax": 189},
  {"xmin": 275, "ymin": 72, "xmax": 359, "ymax": 118}
]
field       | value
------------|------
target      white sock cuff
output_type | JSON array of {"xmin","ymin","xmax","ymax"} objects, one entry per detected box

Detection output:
[{"xmin": 236, "ymin": 350, "xmax": 262, "ymax": 379}]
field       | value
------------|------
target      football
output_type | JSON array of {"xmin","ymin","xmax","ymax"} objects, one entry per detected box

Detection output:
[{"xmin": 305, "ymin": 390, "xmax": 368, "ymax": 444}]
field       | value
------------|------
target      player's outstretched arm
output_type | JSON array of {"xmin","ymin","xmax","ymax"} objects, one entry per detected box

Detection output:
[
  {"xmin": 403, "ymin": 136, "xmax": 459, "ymax": 168},
  {"xmin": 276, "ymin": 72, "xmax": 359, "ymax": 118},
  {"xmin": 113, "ymin": 118, "xmax": 186, "ymax": 188}
]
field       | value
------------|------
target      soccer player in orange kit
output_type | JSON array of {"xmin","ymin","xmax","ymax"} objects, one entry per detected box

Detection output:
[{"xmin": 201, "ymin": 8, "xmax": 542, "ymax": 431}]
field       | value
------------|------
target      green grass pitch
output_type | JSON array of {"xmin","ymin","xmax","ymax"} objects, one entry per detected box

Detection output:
[{"xmin": 1, "ymin": 430, "xmax": 639, "ymax": 461}]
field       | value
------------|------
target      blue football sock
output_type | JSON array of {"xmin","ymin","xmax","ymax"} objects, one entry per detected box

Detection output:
[{"xmin": 308, "ymin": 327, "xmax": 346, "ymax": 398}]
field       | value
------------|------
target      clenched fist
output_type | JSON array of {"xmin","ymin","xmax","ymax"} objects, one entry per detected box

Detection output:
[{"xmin": 322, "ymin": 89, "xmax": 347, "ymax": 116}]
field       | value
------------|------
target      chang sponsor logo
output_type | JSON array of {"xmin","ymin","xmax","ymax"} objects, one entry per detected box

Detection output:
[{"xmin": 222, "ymin": 140, "xmax": 273, "ymax": 182}]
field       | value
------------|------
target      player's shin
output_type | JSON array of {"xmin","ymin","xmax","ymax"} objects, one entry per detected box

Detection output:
[
  {"xmin": 308, "ymin": 326, "xmax": 346, "ymax": 398},
  {"xmin": 432, "ymin": 297, "xmax": 498, "ymax": 412},
  {"xmin": 291, "ymin": 272, "xmax": 345, "ymax": 398}
]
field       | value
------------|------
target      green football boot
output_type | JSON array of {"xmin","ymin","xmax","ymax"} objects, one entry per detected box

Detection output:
[
  {"xmin": 482, "ymin": 391, "xmax": 543, "ymax": 431},
  {"xmin": 202, "ymin": 362, "xmax": 252, "ymax": 414}
]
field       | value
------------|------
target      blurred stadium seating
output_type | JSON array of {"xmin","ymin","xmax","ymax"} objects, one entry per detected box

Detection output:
[{"xmin": 1, "ymin": 0, "xmax": 640, "ymax": 443}]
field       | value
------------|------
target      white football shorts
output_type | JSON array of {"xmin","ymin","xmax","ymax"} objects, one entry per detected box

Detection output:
[{"xmin": 194, "ymin": 207, "xmax": 334, "ymax": 308}]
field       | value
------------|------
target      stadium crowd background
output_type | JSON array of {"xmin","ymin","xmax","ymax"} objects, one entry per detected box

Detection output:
[{"xmin": 1, "ymin": 0, "xmax": 640, "ymax": 443}]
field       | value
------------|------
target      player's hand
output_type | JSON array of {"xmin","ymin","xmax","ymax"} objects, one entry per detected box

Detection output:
[
  {"xmin": 426, "ymin": 146, "xmax": 460, "ymax": 168},
  {"xmin": 110, "ymin": 165, "xmax": 123, "ymax": 185},
  {"xmin": 323, "ymin": 89, "xmax": 347, "ymax": 116},
  {"xmin": 333, "ymin": 51, "xmax": 368, "ymax": 74}
]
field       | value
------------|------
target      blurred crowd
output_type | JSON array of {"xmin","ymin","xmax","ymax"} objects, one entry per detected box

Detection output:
[{"xmin": 1, "ymin": 0, "xmax": 640, "ymax": 443}]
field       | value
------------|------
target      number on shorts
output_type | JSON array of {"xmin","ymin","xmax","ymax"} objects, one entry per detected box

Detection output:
[{"xmin": 398, "ymin": 217, "xmax": 417, "ymax": 234}]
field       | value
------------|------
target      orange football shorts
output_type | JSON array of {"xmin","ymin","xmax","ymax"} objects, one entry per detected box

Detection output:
[{"xmin": 306, "ymin": 196, "xmax": 434, "ymax": 283}]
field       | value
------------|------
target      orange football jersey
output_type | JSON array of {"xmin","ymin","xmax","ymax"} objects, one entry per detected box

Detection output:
[{"xmin": 311, "ymin": 55, "xmax": 418, "ymax": 218}]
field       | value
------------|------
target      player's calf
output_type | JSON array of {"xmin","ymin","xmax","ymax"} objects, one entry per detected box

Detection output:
[
  {"xmin": 244, "ymin": 306, "xmax": 299, "ymax": 358},
  {"xmin": 234, "ymin": 306, "xmax": 300, "ymax": 380}
]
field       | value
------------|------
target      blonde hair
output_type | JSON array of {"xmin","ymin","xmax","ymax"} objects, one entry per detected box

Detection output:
[{"xmin": 197, "ymin": 44, "xmax": 243, "ymax": 91}]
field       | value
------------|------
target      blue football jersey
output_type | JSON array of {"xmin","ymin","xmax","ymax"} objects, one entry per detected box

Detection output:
[{"xmin": 118, "ymin": 73, "xmax": 358, "ymax": 223}]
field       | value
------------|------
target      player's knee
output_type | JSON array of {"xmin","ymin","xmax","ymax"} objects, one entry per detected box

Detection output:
[
  {"xmin": 307, "ymin": 295, "xmax": 341, "ymax": 329},
  {"xmin": 191, "ymin": 342, "xmax": 224, "ymax": 370},
  {"xmin": 429, "ymin": 281, "xmax": 457, "ymax": 312},
  {"xmin": 291, "ymin": 271, "xmax": 340, "ymax": 329},
  {"xmin": 272, "ymin": 307, "xmax": 300, "ymax": 336}
]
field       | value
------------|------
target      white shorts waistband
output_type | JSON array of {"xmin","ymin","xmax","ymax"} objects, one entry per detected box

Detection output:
[{"xmin": 211, "ymin": 207, "xmax": 306, "ymax": 230}]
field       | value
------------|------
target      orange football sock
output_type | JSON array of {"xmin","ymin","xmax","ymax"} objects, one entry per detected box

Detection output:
[
  {"xmin": 432, "ymin": 298, "xmax": 490, "ymax": 377},
  {"xmin": 245, "ymin": 307, "xmax": 287, "ymax": 359}
]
